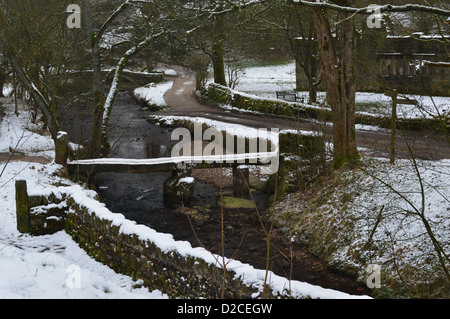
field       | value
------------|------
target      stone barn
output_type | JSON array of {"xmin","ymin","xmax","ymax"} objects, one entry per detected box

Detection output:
[{"xmin": 376, "ymin": 33, "xmax": 450, "ymax": 96}]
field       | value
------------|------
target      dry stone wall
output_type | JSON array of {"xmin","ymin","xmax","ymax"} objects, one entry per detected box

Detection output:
[
  {"xmin": 204, "ymin": 83, "xmax": 449, "ymax": 133},
  {"xmin": 15, "ymin": 180, "xmax": 330, "ymax": 299}
]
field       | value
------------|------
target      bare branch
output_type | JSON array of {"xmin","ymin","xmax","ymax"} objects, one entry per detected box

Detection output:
[{"xmin": 289, "ymin": 1, "xmax": 450, "ymax": 17}]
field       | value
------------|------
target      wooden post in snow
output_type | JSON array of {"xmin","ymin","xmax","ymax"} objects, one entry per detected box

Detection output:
[
  {"xmin": 390, "ymin": 90, "xmax": 397, "ymax": 165},
  {"xmin": 233, "ymin": 165, "xmax": 250, "ymax": 199},
  {"xmin": 55, "ymin": 131, "xmax": 69, "ymax": 167},
  {"xmin": 15, "ymin": 180, "xmax": 30, "ymax": 234}
]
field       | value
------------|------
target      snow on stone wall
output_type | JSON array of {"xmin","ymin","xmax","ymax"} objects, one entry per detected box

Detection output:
[{"xmin": 20, "ymin": 184, "xmax": 366, "ymax": 299}]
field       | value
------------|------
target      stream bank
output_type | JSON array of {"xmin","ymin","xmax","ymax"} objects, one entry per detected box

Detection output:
[{"xmin": 61, "ymin": 90, "xmax": 371, "ymax": 297}]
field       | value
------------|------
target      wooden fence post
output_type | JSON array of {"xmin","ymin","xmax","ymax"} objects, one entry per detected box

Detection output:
[
  {"xmin": 55, "ymin": 131, "xmax": 69, "ymax": 166},
  {"xmin": 15, "ymin": 180, "xmax": 31, "ymax": 234},
  {"xmin": 390, "ymin": 90, "xmax": 397, "ymax": 165},
  {"xmin": 233, "ymin": 165, "xmax": 250, "ymax": 199}
]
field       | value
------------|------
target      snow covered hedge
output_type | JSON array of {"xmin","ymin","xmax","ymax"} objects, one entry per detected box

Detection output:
[
  {"xmin": 204, "ymin": 83, "xmax": 330, "ymax": 120},
  {"xmin": 204, "ymin": 83, "xmax": 449, "ymax": 133}
]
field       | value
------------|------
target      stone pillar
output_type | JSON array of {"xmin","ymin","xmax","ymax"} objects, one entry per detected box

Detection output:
[
  {"xmin": 163, "ymin": 170, "xmax": 196, "ymax": 207},
  {"xmin": 55, "ymin": 131, "xmax": 69, "ymax": 166},
  {"xmin": 233, "ymin": 165, "xmax": 249, "ymax": 199},
  {"xmin": 15, "ymin": 180, "xmax": 31, "ymax": 234}
]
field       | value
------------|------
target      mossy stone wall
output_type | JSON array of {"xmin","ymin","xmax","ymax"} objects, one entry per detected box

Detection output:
[
  {"xmin": 204, "ymin": 83, "xmax": 449, "ymax": 133},
  {"xmin": 16, "ymin": 183, "xmax": 298, "ymax": 299}
]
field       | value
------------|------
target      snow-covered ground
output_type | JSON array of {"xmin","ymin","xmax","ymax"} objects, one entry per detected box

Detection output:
[
  {"xmin": 355, "ymin": 93, "xmax": 450, "ymax": 119},
  {"xmin": 131, "ymin": 66, "xmax": 178, "ymax": 108},
  {"xmin": 0, "ymin": 99, "xmax": 54, "ymax": 157},
  {"xmin": 0, "ymin": 99, "xmax": 168, "ymax": 299},
  {"xmin": 275, "ymin": 156, "xmax": 450, "ymax": 296},
  {"xmin": 346, "ymin": 158, "xmax": 450, "ymax": 275},
  {"xmin": 235, "ymin": 62, "xmax": 298, "ymax": 97},
  {"xmin": 132, "ymin": 81, "xmax": 173, "ymax": 108},
  {"xmin": 2, "ymin": 84, "xmax": 14, "ymax": 98},
  {"xmin": 231, "ymin": 61, "xmax": 450, "ymax": 119},
  {"xmin": 0, "ymin": 100, "xmax": 370, "ymax": 299},
  {"xmin": 0, "ymin": 161, "xmax": 168, "ymax": 299}
]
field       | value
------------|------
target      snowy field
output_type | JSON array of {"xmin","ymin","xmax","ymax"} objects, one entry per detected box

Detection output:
[
  {"xmin": 274, "ymin": 156, "xmax": 450, "ymax": 296},
  {"xmin": 232, "ymin": 61, "xmax": 450, "ymax": 119},
  {"xmin": 332, "ymin": 158, "xmax": 450, "ymax": 283}
]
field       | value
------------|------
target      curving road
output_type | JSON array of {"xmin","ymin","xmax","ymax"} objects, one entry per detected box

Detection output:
[{"xmin": 157, "ymin": 64, "xmax": 450, "ymax": 161}]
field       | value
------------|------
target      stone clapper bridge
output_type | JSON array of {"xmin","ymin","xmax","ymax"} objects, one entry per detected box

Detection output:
[{"xmin": 62, "ymin": 130, "xmax": 281, "ymax": 205}]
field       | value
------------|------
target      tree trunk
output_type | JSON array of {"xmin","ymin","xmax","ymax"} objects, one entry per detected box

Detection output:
[
  {"xmin": 101, "ymin": 32, "xmax": 164, "ymax": 158},
  {"xmin": 293, "ymin": 21, "xmax": 320, "ymax": 105},
  {"xmin": 0, "ymin": 67, "xmax": 5, "ymax": 97},
  {"xmin": 300, "ymin": 57, "xmax": 319, "ymax": 104},
  {"xmin": 309, "ymin": 79, "xmax": 318, "ymax": 104},
  {"xmin": 309, "ymin": 5, "xmax": 359, "ymax": 167},
  {"xmin": 211, "ymin": 41, "xmax": 227, "ymax": 87},
  {"xmin": 307, "ymin": 46, "xmax": 320, "ymax": 104},
  {"xmin": 88, "ymin": 41, "xmax": 105, "ymax": 158},
  {"xmin": 89, "ymin": 90, "xmax": 106, "ymax": 158},
  {"xmin": 9, "ymin": 57, "xmax": 60, "ymax": 140},
  {"xmin": 81, "ymin": 0, "xmax": 106, "ymax": 158},
  {"xmin": 295, "ymin": 59, "xmax": 303, "ymax": 92}
]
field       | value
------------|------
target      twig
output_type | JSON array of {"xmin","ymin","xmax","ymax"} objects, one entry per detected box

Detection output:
[{"xmin": 365, "ymin": 206, "xmax": 384, "ymax": 250}]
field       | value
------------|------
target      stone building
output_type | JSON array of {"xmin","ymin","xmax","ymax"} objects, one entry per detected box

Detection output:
[{"xmin": 375, "ymin": 33, "xmax": 450, "ymax": 96}]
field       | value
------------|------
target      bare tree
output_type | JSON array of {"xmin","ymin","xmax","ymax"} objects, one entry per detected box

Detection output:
[
  {"xmin": 287, "ymin": 0, "xmax": 450, "ymax": 167},
  {"xmin": 79, "ymin": 0, "xmax": 136, "ymax": 157},
  {"xmin": 0, "ymin": 4, "xmax": 60, "ymax": 140},
  {"xmin": 257, "ymin": 3, "xmax": 321, "ymax": 103},
  {"xmin": 0, "ymin": 47, "xmax": 7, "ymax": 97},
  {"xmin": 0, "ymin": 0, "xmax": 88, "ymax": 140}
]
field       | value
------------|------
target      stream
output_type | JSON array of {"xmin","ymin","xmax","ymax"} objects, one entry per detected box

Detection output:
[{"xmin": 61, "ymin": 90, "xmax": 371, "ymax": 297}]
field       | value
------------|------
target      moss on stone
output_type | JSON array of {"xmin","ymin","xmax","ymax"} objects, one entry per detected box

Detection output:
[{"xmin": 218, "ymin": 196, "xmax": 255, "ymax": 209}]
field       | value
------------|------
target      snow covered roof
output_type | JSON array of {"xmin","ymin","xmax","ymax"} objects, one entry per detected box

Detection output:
[
  {"xmin": 386, "ymin": 33, "xmax": 450, "ymax": 39},
  {"xmin": 376, "ymin": 52, "xmax": 403, "ymax": 56},
  {"xmin": 424, "ymin": 61, "xmax": 450, "ymax": 67}
]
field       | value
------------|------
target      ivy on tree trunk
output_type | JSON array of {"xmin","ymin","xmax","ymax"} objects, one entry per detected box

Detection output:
[{"xmin": 309, "ymin": 3, "xmax": 359, "ymax": 167}]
